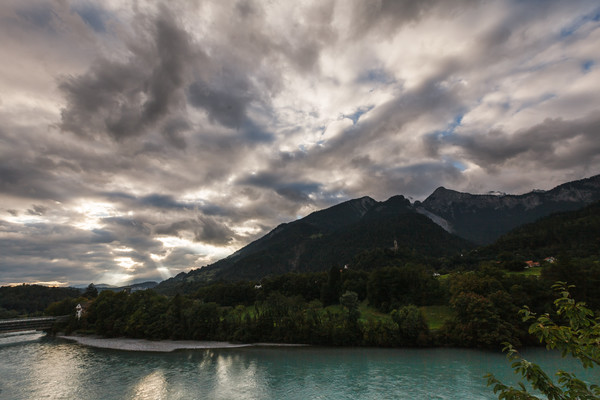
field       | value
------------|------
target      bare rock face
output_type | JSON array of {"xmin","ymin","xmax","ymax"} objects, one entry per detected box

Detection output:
[{"xmin": 418, "ymin": 174, "xmax": 600, "ymax": 245}]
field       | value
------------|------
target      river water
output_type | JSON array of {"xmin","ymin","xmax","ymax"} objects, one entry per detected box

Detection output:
[{"xmin": 0, "ymin": 332, "xmax": 596, "ymax": 399}]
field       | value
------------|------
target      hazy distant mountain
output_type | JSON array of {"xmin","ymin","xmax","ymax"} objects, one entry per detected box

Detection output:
[
  {"xmin": 75, "ymin": 281, "xmax": 158, "ymax": 292},
  {"xmin": 157, "ymin": 195, "xmax": 472, "ymax": 291},
  {"xmin": 73, "ymin": 283, "xmax": 116, "ymax": 290},
  {"xmin": 416, "ymin": 174, "xmax": 600, "ymax": 245},
  {"xmin": 127, "ymin": 281, "xmax": 158, "ymax": 291}
]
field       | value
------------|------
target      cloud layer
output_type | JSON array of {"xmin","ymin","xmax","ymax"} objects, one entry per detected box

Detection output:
[{"xmin": 1, "ymin": 0, "xmax": 599, "ymax": 286}]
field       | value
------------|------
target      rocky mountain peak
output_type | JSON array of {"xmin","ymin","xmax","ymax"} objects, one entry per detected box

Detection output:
[{"xmin": 418, "ymin": 174, "xmax": 600, "ymax": 244}]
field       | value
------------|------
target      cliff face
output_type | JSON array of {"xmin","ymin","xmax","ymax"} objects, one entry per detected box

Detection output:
[{"xmin": 418, "ymin": 174, "xmax": 600, "ymax": 244}]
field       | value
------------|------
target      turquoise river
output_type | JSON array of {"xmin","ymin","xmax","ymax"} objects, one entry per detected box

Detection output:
[{"xmin": 0, "ymin": 332, "xmax": 596, "ymax": 399}]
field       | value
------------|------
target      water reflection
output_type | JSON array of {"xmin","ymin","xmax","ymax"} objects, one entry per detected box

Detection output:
[
  {"xmin": 1, "ymin": 340, "xmax": 596, "ymax": 400},
  {"xmin": 209, "ymin": 352, "xmax": 265, "ymax": 399},
  {"xmin": 132, "ymin": 370, "xmax": 169, "ymax": 400}
]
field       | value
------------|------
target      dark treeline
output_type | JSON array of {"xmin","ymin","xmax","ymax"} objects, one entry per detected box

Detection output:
[
  {"xmin": 48, "ymin": 256, "xmax": 600, "ymax": 349},
  {"xmin": 0, "ymin": 284, "xmax": 81, "ymax": 318}
]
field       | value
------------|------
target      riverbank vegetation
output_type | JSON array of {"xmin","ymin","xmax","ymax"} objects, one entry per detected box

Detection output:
[{"xmin": 46, "ymin": 256, "xmax": 600, "ymax": 349}]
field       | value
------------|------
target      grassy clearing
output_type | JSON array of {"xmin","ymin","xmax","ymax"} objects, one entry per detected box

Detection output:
[
  {"xmin": 323, "ymin": 302, "xmax": 392, "ymax": 323},
  {"xmin": 420, "ymin": 305, "xmax": 455, "ymax": 331},
  {"xmin": 358, "ymin": 302, "xmax": 392, "ymax": 323},
  {"xmin": 509, "ymin": 266, "xmax": 542, "ymax": 277}
]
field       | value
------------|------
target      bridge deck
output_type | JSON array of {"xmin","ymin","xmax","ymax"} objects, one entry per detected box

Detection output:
[{"xmin": 0, "ymin": 316, "xmax": 68, "ymax": 333}]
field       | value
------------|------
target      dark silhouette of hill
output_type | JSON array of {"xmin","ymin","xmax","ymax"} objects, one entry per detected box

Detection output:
[
  {"xmin": 156, "ymin": 174, "xmax": 600, "ymax": 293},
  {"xmin": 480, "ymin": 200, "xmax": 600, "ymax": 259},
  {"xmin": 157, "ymin": 195, "xmax": 472, "ymax": 292}
]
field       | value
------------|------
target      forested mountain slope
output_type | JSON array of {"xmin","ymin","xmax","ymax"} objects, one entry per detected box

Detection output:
[
  {"xmin": 157, "ymin": 195, "xmax": 472, "ymax": 292},
  {"xmin": 480, "ymin": 200, "xmax": 600, "ymax": 259}
]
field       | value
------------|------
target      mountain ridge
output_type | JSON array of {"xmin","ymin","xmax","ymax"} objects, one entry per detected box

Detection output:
[
  {"xmin": 157, "ymin": 194, "xmax": 470, "ymax": 291},
  {"xmin": 157, "ymin": 173, "xmax": 600, "ymax": 292},
  {"xmin": 417, "ymin": 174, "xmax": 600, "ymax": 244}
]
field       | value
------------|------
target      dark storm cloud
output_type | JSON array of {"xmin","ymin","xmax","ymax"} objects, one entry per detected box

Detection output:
[
  {"xmin": 100, "ymin": 217, "xmax": 156, "ymax": 248},
  {"xmin": 427, "ymin": 111, "xmax": 600, "ymax": 170},
  {"xmin": 101, "ymin": 191, "xmax": 226, "ymax": 216},
  {"xmin": 160, "ymin": 247, "xmax": 205, "ymax": 271},
  {"xmin": 59, "ymin": 6, "xmax": 194, "ymax": 141},
  {"xmin": 239, "ymin": 172, "xmax": 322, "ymax": 203},
  {"xmin": 154, "ymin": 216, "xmax": 234, "ymax": 246},
  {"xmin": 162, "ymin": 118, "xmax": 190, "ymax": 149},
  {"xmin": 26, "ymin": 205, "xmax": 47, "ymax": 216},
  {"xmin": 59, "ymin": 1, "xmax": 281, "ymax": 147},
  {"xmin": 347, "ymin": 0, "xmax": 472, "ymax": 38},
  {"xmin": 0, "ymin": 162, "xmax": 72, "ymax": 201},
  {"xmin": 0, "ymin": 221, "xmax": 112, "ymax": 282},
  {"xmin": 195, "ymin": 216, "xmax": 235, "ymax": 244},
  {"xmin": 187, "ymin": 82, "xmax": 249, "ymax": 129},
  {"xmin": 158, "ymin": 217, "xmax": 235, "ymax": 245},
  {"xmin": 186, "ymin": 78, "xmax": 274, "ymax": 143},
  {"xmin": 139, "ymin": 194, "xmax": 188, "ymax": 210}
]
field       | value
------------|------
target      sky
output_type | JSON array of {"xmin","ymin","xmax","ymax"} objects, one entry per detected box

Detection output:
[{"xmin": 1, "ymin": 0, "xmax": 599, "ymax": 287}]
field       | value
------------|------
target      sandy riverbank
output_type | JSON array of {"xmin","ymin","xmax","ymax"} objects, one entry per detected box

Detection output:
[{"xmin": 58, "ymin": 335, "xmax": 307, "ymax": 352}]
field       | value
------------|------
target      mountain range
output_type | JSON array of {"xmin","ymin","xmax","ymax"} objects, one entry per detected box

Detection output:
[
  {"xmin": 417, "ymin": 174, "xmax": 600, "ymax": 244},
  {"xmin": 157, "ymin": 174, "xmax": 600, "ymax": 291}
]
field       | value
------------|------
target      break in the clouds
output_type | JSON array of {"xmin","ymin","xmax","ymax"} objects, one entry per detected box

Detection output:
[{"xmin": 1, "ymin": 0, "xmax": 599, "ymax": 286}]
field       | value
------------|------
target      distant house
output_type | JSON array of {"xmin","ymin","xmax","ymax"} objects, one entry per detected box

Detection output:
[
  {"xmin": 544, "ymin": 257, "xmax": 556, "ymax": 264},
  {"xmin": 75, "ymin": 301, "xmax": 91, "ymax": 320},
  {"xmin": 525, "ymin": 260, "xmax": 540, "ymax": 268}
]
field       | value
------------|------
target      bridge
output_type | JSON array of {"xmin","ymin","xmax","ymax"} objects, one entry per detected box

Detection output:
[{"xmin": 0, "ymin": 316, "xmax": 69, "ymax": 334}]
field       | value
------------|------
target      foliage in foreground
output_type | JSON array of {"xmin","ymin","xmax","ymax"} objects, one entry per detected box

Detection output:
[{"xmin": 486, "ymin": 283, "xmax": 600, "ymax": 399}]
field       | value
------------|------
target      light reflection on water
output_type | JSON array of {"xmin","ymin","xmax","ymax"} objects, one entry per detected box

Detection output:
[
  {"xmin": 0, "ymin": 334, "xmax": 596, "ymax": 400},
  {"xmin": 132, "ymin": 370, "xmax": 169, "ymax": 400}
]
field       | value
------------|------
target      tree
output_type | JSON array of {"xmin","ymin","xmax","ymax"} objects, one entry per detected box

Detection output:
[
  {"xmin": 340, "ymin": 291, "xmax": 360, "ymax": 324},
  {"xmin": 321, "ymin": 266, "xmax": 342, "ymax": 306},
  {"xmin": 486, "ymin": 283, "xmax": 600, "ymax": 399},
  {"xmin": 391, "ymin": 304, "xmax": 429, "ymax": 346},
  {"xmin": 83, "ymin": 283, "xmax": 98, "ymax": 299}
]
